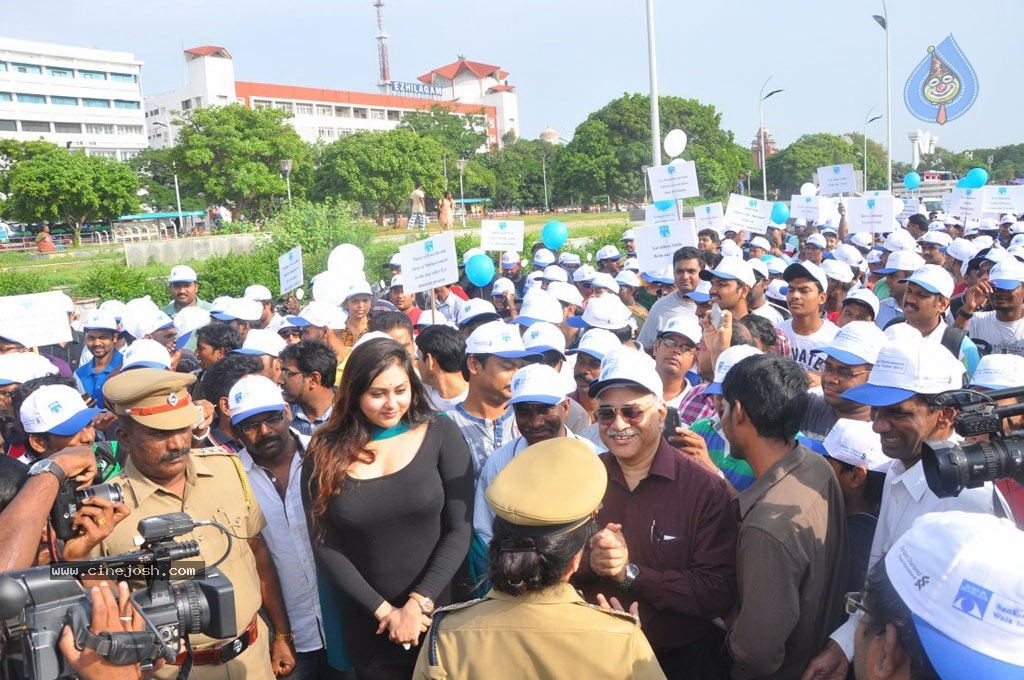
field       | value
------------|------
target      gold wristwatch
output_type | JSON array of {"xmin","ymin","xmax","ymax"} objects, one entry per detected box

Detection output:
[
  {"xmin": 409, "ymin": 591, "xmax": 435, "ymax": 615},
  {"xmin": 273, "ymin": 631, "xmax": 294, "ymax": 642}
]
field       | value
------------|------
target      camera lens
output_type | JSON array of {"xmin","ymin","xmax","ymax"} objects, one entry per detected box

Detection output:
[
  {"xmin": 75, "ymin": 482, "xmax": 124, "ymax": 505},
  {"xmin": 923, "ymin": 439, "xmax": 1024, "ymax": 497}
]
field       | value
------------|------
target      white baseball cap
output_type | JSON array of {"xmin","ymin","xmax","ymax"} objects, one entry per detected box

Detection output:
[
  {"xmin": 876, "ymin": 250, "xmax": 926, "ymax": 275},
  {"xmin": 490, "ymin": 277, "xmax": 516, "ymax": 297},
  {"xmin": 228, "ymin": 374, "xmax": 286, "ymax": 425},
  {"xmin": 389, "ymin": 275, "xmax": 404, "ymax": 289},
  {"xmin": 832, "ymin": 244, "xmax": 866, "ymax": 268},
  {"xmin": 588, "ymin": 347, "xmax": 663, "ymax": 398},
  {"xmin": 168, "ymin": 265, "xmax": 198, "ymax": 284},
  {"xmin": 122, "ymin": 339, "xmax": 172, "ymax": 371},
  {"xmin": 705, "ymin": 345, "xmax": 763, "ymax": 396},
  {"xmin": 501, "ymin": 251, "xmax": 520, "ymax": 268},
  {"xmin": 353, "ymin": 331, "xmax": 394, "ymax": 348},
  {"xmin": 125, "ymin": 308, "xmax": 174, "ymax": 340},
  {"xmin": 621, "ymin": 229, "xmax": 636, "ymax": 242},
  {"xmin": 969, "ymin": 353, "xmax": 1024, "ymax": 390},
  {"xmin": 81, "ymin": 309, "xmax": 119, "ymax": 332},
  {"xmin": 918, "ymin": 231, "xmax": 952, "ymax": 247},
  {"xmin": 566, "ymin": 295, "xmax": 632, "ymax": 330},
  {"xmin": 783, "ymin": 261, "xmax": 829, "ymax": 292},
  {"xmin": 20, "ymin": 384, "xmax": 100, "ymax": 436},
  {"xmin": 548, "ymin": 281, "xmax": 584, "ymax": 307},
  {"xmin": 849, "ymin": 232, "xmax": 874, "ymax": 249},
  {"xmin": 988, "ymin": 257, "xmax": 1024, "ymax": 290},
  {"xmin": 821, "ymin": 259, "xmax": 854, "ymax": 284},
  {"xmin": 532, "ymin": 248, "xmax": 556, "ymax": 267},
  {"xmin": 595, "ymin": 245, "xmax": 623, "ymax": 262},
  {"xmin": 699, "ymin": 256, "xmax": 756, "ymax": 288},
  {"xmin": 465, "ymin": 321, "xmax": 537, "ymax": 360},
  {"xmin": 388, "ymin": 253, "xmax": 402, "ymax": 268},
  {"xmin": 720, "ymin": 239, "xmax": 743, "ymax": 258},
  {"xmin": 508, "ymin": 364, "xmax": 568, "ymax": 406},
  {"xmin": 233, "ymin": 328, "xmax": 286, "ymax": 357},
  {"xmin": 866, "ymin": 249, "xmax": 884, "ymax": 265},
  {"xmin": 541, "ymin": 265, "xmax": 569, "ymax": 283},
  {"xmin": 558, "ymin": 252, "xmax": 581, "ymax": 267},
  {"xmin": 521, "ymin": 322, "xmax": 567, "ymax": 358},
  {"xmin": 413, "ymin": 309, "xmax": 455, "ymax": 329},
  {"xmin": 589, "ymin": 272, "xmax": 620, "ymax": 294},
  {"xmin": 842, "ymin": 287, "xmax": 880, "ymax": 318},
  {"xmin": 880, "ymin": 228, "xmax": 917, "ymax": 252},
  {"xmin": 943, "ymin": 238, "xmax": 978, "ymax": 263},
  {"xmin": 816, "ymin": 320, "xmax": 887, "ymax": 365},
  {"xmin": 461, "ymin": 247, "xmax": 485, "ymax": 267},
  {"xmin": 212, "ymin": 297, "xmax": 263, "ymax": 323},
  {"xmin": 622, "ymin": 256, "xmax": 640, "ymax": 273},
  {"xmin": 656, "ymin": 315, "xmax": 702, "ymax": 345},
  {"xmin": 456, "ymin": 298, "xmax": 500, "ymax": 327},
  {"xmin": 343, "ymin": 280, "xmax": 373, "ymax": 301},
  {"xmin": 99, "ymin": 299, "xmax": 127, "ymax": 321},
  {"xmin": 208, "ymin": 296, "xmax": 232, "ymax": 315},
  {"xmin": 614, "ymin": 270, "xmax": 642, "ymax": 289},
  {"xmin": 884, "ymin": 511, "xmax": 1024, "ymax": 680},
  {"xmin": 748, "ymin": 236, "xmax": 771, "ymax": 251},
  {"xmin": 516, "ymin": 290, "xmax": 564, "ymax": 327},
  {"xmin": 973, "ymin": 235, "xmax": 995, "ymax": 250},
  {"xmin": 286, "ymin": 301, "xmax": 347, "ymax": 330},
  {"xmin": 901, "ymin": 264, "xmax": 955, "ymax": 298},
  {"xmin": 821, "ymin": 418, "xmax": 890, "ymax": 472},
  {"xmin": 765, "ymin": 279, "xmax": 788, "ymax": 302},
  {"xmin": 684, "ymin": 280, "xmax": 712, "ymax": 304},
  {"xmin": 805, "ymin": 233, "xmax": 828, "ymax": 249},
  {"xmin": 566, "ymin": 328, "xmax": 622, "ymax": 361},
  {"xmin": 173, "ymin": 306, "xmax": 211, "ymax": 350},
  {"xmin": 243, "ymin": 284, "xmax": 273, "ymax": 302},
  {"xmin": 766, "ymin": 256, "xmax": 788, "ymax": 275},
  {"xmin": 572, "ymin": 265, "xmax": 596, "ymax": 283},
  {"xmin": 0, "ymin": 353, "xmax": 58, "ymax": 386},
  {"xmin": 748, "ymin": 258, "xmax": 769, "ymax": 281},
  {"xmin": 842, "ymin": 337, "xmax": 964, "ymax": 406}
]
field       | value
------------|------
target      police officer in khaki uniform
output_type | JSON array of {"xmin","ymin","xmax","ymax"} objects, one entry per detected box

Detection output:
[
  {"xmin": 414, "ymin": 438, "xmax": 666, "ymax": 679},
  {"xmin": 97, "ymin": 368, "xmax": 295, "ymax": 680}
]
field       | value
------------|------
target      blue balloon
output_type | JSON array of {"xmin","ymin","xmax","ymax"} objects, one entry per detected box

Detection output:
[
  {"xmin": 541, "ymin": 221, "xmax": 568, "ymax": 250},
  {"xmin": 653, "ymin": 199, "xmax": 676, "ymax": 211},
  {"xmin": 903, "ymin": 172, "xmax": 922, "ymax": 191},
  {"xmin": 770, "ymin": 202, "xmax": 790, "ymax": 225},
  {"xmin": 465, "ymin": 254, "xmax": 495, "ymax": 288},
  {"xmin": 956, "ymin": 177, "xmax": 971, "ymax": 189},
  {"xmin": 965, "ymin": 167, "xmax": 989, "ymax": 189}
]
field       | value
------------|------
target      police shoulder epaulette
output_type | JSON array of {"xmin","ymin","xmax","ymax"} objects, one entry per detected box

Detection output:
[
  {"xmin": 432, "ymin": 596, "xmax": 489, "ymax": 617},
  {"xmin": 195, "ymin": 447, "xmax": 254, "ymax": 509},
  {"xmin": 574, "ymin": 600, "xmax": 640, "ymax": 624}
]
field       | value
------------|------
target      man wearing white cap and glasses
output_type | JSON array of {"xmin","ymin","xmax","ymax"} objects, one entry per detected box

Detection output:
[
  {"xmin": 954, "ymin": 256, "xmax": 1024, "ymax": 355},
  {"xmin": 802, "ymin": 337, "xmax": 1006, "ymax": 680},
  {"xmin": 851, "ymin": 511, "xmax": 1024, "ymax": 680},
  {"xmin": 573, "ymin": 347, "xmax": 738, "ymax": 678},
  {"xmin": 873, "ymin": 250, "xmax": 926, "ymax": 329},
  {"xmin": 652, "ymin": 315, "xmax": 702, "ymax": 409}
]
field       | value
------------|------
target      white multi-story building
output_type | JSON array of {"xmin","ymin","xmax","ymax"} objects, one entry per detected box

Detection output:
[
  {"xmin": 0, "ymin": 37, "xmax": 146, "ymax": 160},
  {"xmin": 416, "ymin": 59, "xmax": 519, "ymax": 142}
]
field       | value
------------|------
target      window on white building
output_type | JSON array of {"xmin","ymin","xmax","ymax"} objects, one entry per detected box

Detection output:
[
  {"xmin": 316, "ymin": 104, "xmax": 333, "ymax": 117},
  {"xmin": 85, "ymin": 123, "xmax": 115, "ymax": 134},
  {"xmin": 253, "ymin": 100, "xmax": 271, "ymax": 109},
  {"xmin": 54, "ymin": 122, "xmax": 82, "ymax": 134},
  {"xmin": 0, "ymin": 120, "xmax": 15, "ymax": 131},
  {"xmin": 0, "ymin": 93, "xmax": 11, "ymax": 102},
  {"xmin": 47, "ymin": 67, "xmax": 73, "ymax": 78},
  {"xmin": 116, "ymin": 124, "xmax": 143, "ymax": 135},
  {"xmin": 20, "ymin": 120, "xmax": 51, "ymax": 133},
  {"xmin": 387, "ymin": 110, "xmax": 401, "ymax": 121},
  {"xmin": 51, "ymin": 96, "xmax": 77, "ymax": 106},
  {"xmin": 90, "ymin": 150, "xmax": 117, "ymax": 159},
  {"xmin": 115, "ymin": 100, "xmax": 141, "ymax": 110},
  {"xmin": 273, "ymin": 101, "xmax": 294, "ymax": 113},
  {"xmin": 317, "ymin": 127, "xmax": 336, "ymax": 140},
  {"xmin": 369, "ymin": 109, "xmax": 385, "ymax": 120},
  {"xmin": 79, "ymin": 70, "xmax": 106, "ymax": 80},
  {"xmin": 338, "ymin": 128, "xmax": 354, "ymax": 135},
  {"xmin": 335, "ymin": 106, "xmax": 352, "ymax": 118},
  {"xmin": 120, "ymin": 150, "xmax": 139, "ymax": 161},
  {"xmin": 0, "ymin": 63, "xmax": 6, "ymax": 72},
  {"xmin": 295, "ymin": 103, "xmax": 313, "ymax": 115},
  {"xmin": 83, "ymin": 98, "xmax": 110, "ymax": 109},
  {"xmin": 16, "ymin": 93, "xmax": 46, "ymax": 104},
  {"xmin": 110, "ymin": 73, "xmax": 136, "ymax": 83},
  {"xmin": 180, "ymin": 99, "xmax": 192, "ymax": 111},
  {"xmin": 353, "ymin": 108, "xmax": 368, "ymax": 119},
  {"xmin": 12, "ymin": 63, "xmax": 42, "ymax": 75}
]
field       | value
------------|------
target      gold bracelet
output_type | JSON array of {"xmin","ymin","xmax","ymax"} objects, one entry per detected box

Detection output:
[{"xmin": 273, "ymin": 632, "xmax": 294, "ymax": 642}]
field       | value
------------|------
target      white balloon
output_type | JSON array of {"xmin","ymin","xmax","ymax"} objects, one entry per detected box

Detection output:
[
  {"xmin": 800, "ymin": 182, "xmax": 818, "ymax": 197},
  {"xmin": 670, "ymin": 158, "xmax": 687, "ymax": 167},
  {"xmin": 328, "ymin": 243, "xmax": 365, "ymax": 273},
  {"xmin": 663, "ymin": 129, "xmax": 687, "ymax": 158},
  {"xmin": 893, "ymin": 198, "xmax": 905, "ymax": 215},
  {"xmin": 312, "ymin": 270, "xmax": 357, "ymax": 306}
]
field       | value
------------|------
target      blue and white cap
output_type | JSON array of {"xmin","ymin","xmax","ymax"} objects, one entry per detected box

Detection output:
[
  {"xmin": 122, "ymin": 339, "xmax": 171, "ymax": 371},
  {"xmin": 465, "ymin": 321, "xmax": 538, "ymax": 360},
  {"xmin": 521, "ymin": 322, "xmax": 567, "ymax": 358},
  {"xmin": 842, "ymin": 337, "xmax": 964, "ymax": 406},
  {"xmin": 970, "ymin": 354, "xmax": 1024, "ymax": 390},
  {"xmin": 656, "ymin": 315, "xmax": 702, "ymax": 345},
  {"xmin": 588, "ymin": 347, "xmax": 663, "ymax": 398},
  {"xmin": 82, "ymin": 309, "xmax": 119, "ymax": 332},
  {"xmin": 816, "ymin": 321, "xmax": 887, "ymax": 366},
  {"xmin": 516, "ymin": 290, "xmax": 564, "ymax": 327},
  {"xmin": 457, "ymin": 298, "xmax": 501, "ymax": 327},
  {"xmin": 228, "ymin": 374, "xmax": 286, "ymax": 425},
  {"xmin": 0, "ymin": 353, "xmax": 58, "ymax": 386},
  {"xmin": 566, "ymin": 328, "xmax": 621, "ymax": 361},
  {"xmin": 684, "ymin": 281, "xmax": 712, "ymax": 304},
  {"xmin": 566, "ymin": 295, "xmax": 632, "ymax": 330},
  {"xmin": 173, "ymin": 306, "xmax": 211, "ymax": 350},
  {"xmin": 705, "ymin": 345, "xmax": 762, "ymax": 396},
  {"xmin": 901, "ymin": 264, "xmax": 955, "ymax": 298},
  {"xmin": 820, "ymin": 418, "xmax": 890, "ymax": 472},
  {"xmin": 988, "ymin": 258, "xmax": 1024, "ymax": 291},
  {"xmin": 233, "ymin": 328, "xmax": 286, "ymax": 357},
  {"xmin": 508, "ymin": 364, "xmax": 567, "ymax": 406},
  {"xmin": 20, "ymin": 384, "xmax": 100, "ymax": 436}
]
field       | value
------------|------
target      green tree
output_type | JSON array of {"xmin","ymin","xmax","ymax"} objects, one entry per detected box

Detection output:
[
  {"xmin": 401, "ymin": 105, "xmax": 488, "ymax": 158},
  {"xmin": 4, "ymin": 148, "xmax": 139, "ymax": 245},
  {"xmin": 757, "ymin": 133, "xmax": 889, "ymax": 198},
  {"xmin": 916, "ymin": 146, "xmax": 976, "ymax": 176},
  {"xmin": 555, "ymin": 93, "xmax": 751, "ymax": 205},
  {"xmin": 313, "ymin": 129, "xmax": 445, "ymax": 225},
  {"xmin": 129, "ymin": 148, "xmax": 205, "ymax": 213},
  {"xmin": 0, "ymin": 139, "xmax": 57, "ymax": 212},
  {"xmin": 170, "ymin": 104, "xmax": 311, "ymax": 220},
  {"xmin": 483, "ymin": 138, "xmax": 559, "ymax": 209}
]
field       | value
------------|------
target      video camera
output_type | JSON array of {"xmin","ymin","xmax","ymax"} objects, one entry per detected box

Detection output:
[
  {"xmin": 0, "ymin": 512, "xmax": 235, "ymax": 680},
  {"xmin": 921, "ymin": 386, "xmax": 1024, "ymax": 498},
  {"xmin": 48, "ymin": 479, "xmax": 124, "ymax": 543}
]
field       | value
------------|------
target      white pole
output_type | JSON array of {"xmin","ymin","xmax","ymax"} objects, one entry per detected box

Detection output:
[
  {"xmin": 864, "ymin": 130, "xmax": 869, "ymax": 192},
  {"xmin": 646, "ymin": 0, "xmax": 661, "ymax": 168},
  {"xmin": 173, "ymin": 170, "xmax": 184, "ymax": 238},
  {"xmin": 459, "ymin": 167, "xmax": 467, "ymax": 229},
  {"xmin": 881, "ymin": 2, "xmax": 892, "ymax": 191},
  {"xmin": 542, "ymin": 152, "xmax": 549, "ymax": 212},
  {"xmin": 759, "ymin": 99, "xmax": 767, "ymax": 200},
  {"xmin": 285, "ymin": 174, "xmax": 292, "ymax": 205}
]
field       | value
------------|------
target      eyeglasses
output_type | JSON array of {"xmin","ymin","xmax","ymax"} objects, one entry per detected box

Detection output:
[
  {"xmin": 845, "ymin": 591, "xmax": 870, "ymax": 617},
  {"xmin": 280, "ymin": 368, "xmax": 306, "ymax": 379},
  {"xmin": 594, "ymin": 401, "xmax": 655, "ymax": 425},
  {"xmin": 658, "ymin": 336, "xmax": 696, "ymax": 352},
  {"xmin": 278, "ymin": 330, "xmax": 302, "ymax": 339},
  {"xmin": 237, "ymin": 411, "xmax": 286, "ymax": 435},
  {"xmin": 821, "ymin": 362, "xmax": 871, "ymax": 381}
]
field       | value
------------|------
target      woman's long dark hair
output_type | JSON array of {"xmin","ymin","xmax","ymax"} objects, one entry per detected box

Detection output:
[
  {"xmin": 487, "ymin": 518, "xmax": 595, "ymax": 596},
  {"xmin": 308, "ymin": 337, "xmax": 434, "ymax": 540}
]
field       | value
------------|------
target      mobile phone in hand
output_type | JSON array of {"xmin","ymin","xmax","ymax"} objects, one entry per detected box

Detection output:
[
  {"xmin": 710, "ymin": 303, "xmax": 723, "ymax": 329},
  {"xmin": 662, "ymin": 406, "xmax": 684, "ymax": 439}
]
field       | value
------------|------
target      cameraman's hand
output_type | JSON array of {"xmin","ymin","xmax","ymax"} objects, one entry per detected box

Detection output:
[
  {"xmin": 59, "ymin": 582, "xmax": 142, "ymax": 680},
  {"xmin": 62, "ymin": 497, "xmax": 131, "ymax": 561},
  {"xmin": 51, "ymin": 446, "xmax": 98, "ymax": 489}
]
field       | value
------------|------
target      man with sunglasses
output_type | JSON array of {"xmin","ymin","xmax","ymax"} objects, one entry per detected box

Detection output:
[
  {"xmin": 573, "ymin": 348, "xmax": 738, "ymax": 679},
  {"xmin": 230, "ymin": 375, "xmax": 328, "ymax": 680},
  {"xmin": 278, "ymin": 340, "xmax": 337, "ymax": 437}
]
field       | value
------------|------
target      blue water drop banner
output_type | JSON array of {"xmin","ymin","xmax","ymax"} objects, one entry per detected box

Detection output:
[{"xmin": 903, "ymin": 34, "xmax": 978, "ymax": 125}]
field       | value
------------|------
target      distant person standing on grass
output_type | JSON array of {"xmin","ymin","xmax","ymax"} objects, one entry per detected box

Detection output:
[
  {"xmin": 408, "ymin": 183, "xmax": 428, "ymax": 231},
  {"xmin": 439, "ymin": 191, "xmax": 456, "ymax": 230},
  {"xmin": 35, "ymin": 225, "xmax": 55, "ymax": 253}
]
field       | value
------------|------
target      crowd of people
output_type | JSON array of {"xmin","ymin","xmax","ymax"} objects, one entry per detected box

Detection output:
[{"xmin": 1, "ymin": 204, "xmax": 1023, "ymax": 680}]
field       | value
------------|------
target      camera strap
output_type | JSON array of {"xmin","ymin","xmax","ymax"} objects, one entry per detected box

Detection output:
[
  {"xmin": 176, "ymin": 635, "xmax": 193, "ymax": 680},
  {"xmin": 74, "ymin": 627, "xmax": 165, "ymax": 666}
]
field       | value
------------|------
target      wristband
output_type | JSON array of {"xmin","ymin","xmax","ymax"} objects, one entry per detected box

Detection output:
[{"xmin": 956, "ymin": 308, "xmax": 974, "ymax": 319}]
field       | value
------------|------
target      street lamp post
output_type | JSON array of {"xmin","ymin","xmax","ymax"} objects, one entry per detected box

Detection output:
[
  {"xmin": 645, "ymin": 0, "xmax": 661, "ymax": 168},
  {"xmin": 873, "ymin": 3, "xmax": 892, "ymax": 190},
  {"xmin": 863, "ymin": 108, "xmax": 883, "ymax": 191},
  {"xmin": 456, "ymin": 158, "xmax": 467, "ymax": 229},
  {"xmin": 279, "ymin": 159, "xmax": 293, "ymax": 206},
  {"xmin": 758, "ymin": 77, "xmax": 784, "ymax": 201},
  {"xmin": 541, "ymin": 151, "xmax": 550, "ymax": 212},
  {"xmin": 151, "ymin": 121, "xmax": 184, "ymax": 236}
]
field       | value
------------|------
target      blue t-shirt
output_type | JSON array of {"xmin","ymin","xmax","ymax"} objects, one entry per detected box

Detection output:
[{"xmin": 74, "ymin": 350, "xmax": 123, "ymax": 408}]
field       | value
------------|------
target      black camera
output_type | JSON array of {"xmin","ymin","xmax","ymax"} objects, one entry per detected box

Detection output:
[
  {"xmin": 0, "ymin": 512, "xmax": 236, "ymax": 680},
  {"xmin": 921, "ymin": 386, "xmax": 1024, "ymax": 498},
  {"xmin": 48, "ymin": 480, "xmax": 124, "ymax": 542}
]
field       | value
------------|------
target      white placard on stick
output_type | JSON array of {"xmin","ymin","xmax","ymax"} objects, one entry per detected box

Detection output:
[
  {"xmin": 645, "ymin": 201, "xmax": 678, "ymax": 225},
  {"xmin": 817, "ymin": 164, "xmax": 857, "ymax": 195},
  {"xmin": 398, "ymin": 231, "xmax": 459, "ymax": 295},
  {"xmin": 693, "ymin": 202, "xmax": 725, "ymax": 232},
  {"xmin": 647, "ymin": 161, "xmax": 700, "ymax": 202},
  {"xmin": 950, "ymin": 188, "xmax": 984, "ymax": 221},
  {"xmin": 0, "ymin": 292, "xmax": 72, "ymax": 347},
  {"xmin": 842, "ymin": 196, "xmax": 896, "ymax": 234},
  {"xmin": 278, "ymin": 245, "xmax": 304, "ymax": 295},
  {"xmin": 982, "ymin": 186, "xmax": 1024, "ymax": 215},
  {"xmin": 790, "ymin": 195, "xmax": 820, "ymax": 221},
  {"xmin": 724, "ymin": 194, "xmax": 772, "ymax": 235},
  {"xmin": 633, "ymin": 220, "xmax": 698, "ymax": 272},
  {"xmin": 480, "ymin": 219, "xmax": 525, "ymax": 253}
]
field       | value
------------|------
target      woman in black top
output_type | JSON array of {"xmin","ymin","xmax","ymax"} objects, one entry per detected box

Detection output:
[{"xmin": 305, "ymin": 337, "xmax": 473, "ymax": 679}]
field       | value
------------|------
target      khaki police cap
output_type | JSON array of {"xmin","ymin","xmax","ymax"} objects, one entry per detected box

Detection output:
[
  {"xmin": 102, "ymin": 368, "xmax": 200, "ymax": 431},
  {"xmin": 486, "ymin": 438, "xmax": 607, "ymax": 535}
]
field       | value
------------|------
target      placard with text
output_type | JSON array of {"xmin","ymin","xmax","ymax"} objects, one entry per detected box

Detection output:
[
  {"xmin": 480, "ymin": 219, "xmax": 525, "ymax": 253},
  {"xmin": 724, "ymin": 194, "xmax": 772, "ymax": 235},
  {"xmin": 633, "ymin": 220, "xmax": 698, "ymax": 272},
  {"xmin": 398, "ymin": 231, "xmax": 459, "ymax": 295},
  {"xmin": 647, "ymin": 161, "xmax": 700, "ymax": 202},
  {"xmin": 0, "ymin": 292, "xmax": 72, "ymax": 347},
  {"xmin": 693, "ymin": 202, "xmax": 725, "ymax": 233},
  {"xmin": 278, "ymin": 246, "xmax": 304, "ymax": 294},
  {"xmin": 816, "ymin": 164, "xmax": 857, "ymax": 195}
]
